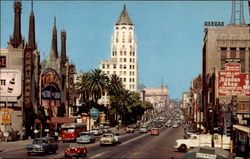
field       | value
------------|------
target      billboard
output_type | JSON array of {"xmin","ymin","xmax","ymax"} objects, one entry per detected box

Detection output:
[
  {"xmin": 218, "ymin": 64, "xmax": 250, "ymax": 96},
  {"xmin": 0, "ymin": 70, "xmax": 22, "ymax": 97}
]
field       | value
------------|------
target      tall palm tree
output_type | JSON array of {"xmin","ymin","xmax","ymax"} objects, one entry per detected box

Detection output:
[
  {"xmin": 86, "ymin": 69, "xmax": 109, "ymax": 103},
  {"xmin": 107, "ymin": 74, "xmax": 124, "ymax": 96},
  {"xmin": 110, "ymin": 89, "xmax": 133, "ymax": 126},
  {"xmin": 75, "ymin": 72, "xmax": 91, "ymax": 105}
]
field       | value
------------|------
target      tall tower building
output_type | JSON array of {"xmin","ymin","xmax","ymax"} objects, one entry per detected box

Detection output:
[{"xmin": 100, "ymin": 5, "xmax": 138, "ymax": 91}]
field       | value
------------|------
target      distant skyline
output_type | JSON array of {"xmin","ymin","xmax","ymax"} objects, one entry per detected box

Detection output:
[{"xmin": 1, "ymin": 1, "xmax": 249, "ymax": 98}]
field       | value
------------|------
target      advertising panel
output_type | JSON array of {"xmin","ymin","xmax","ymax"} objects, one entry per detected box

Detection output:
[
  {"xmin": 1, "ymin": 108, "xmax": 13, "ymax": 125},
  {"xmin": 218, "ymin": 64, "xmax": 250, "ymax": 96},
  {"xmin": 0, "ymin": 70, "xmax": 22, "ymax": 97}
]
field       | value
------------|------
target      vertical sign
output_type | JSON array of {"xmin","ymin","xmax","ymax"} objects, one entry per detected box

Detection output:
[
  {"xmin": 23, "ymin": 47, "xmax": 33, "ymax": 108},
  {"xmin": 68, "ymin": 64, "xmax": 75, "ymax": 108}
]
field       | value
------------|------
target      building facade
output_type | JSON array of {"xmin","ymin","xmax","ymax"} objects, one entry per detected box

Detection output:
[
  {"xmin": 144, "ymin": 86, "xmax": 169, "ymax": 113},
  {"xmin": 100, "ymin": 5, "xmax": 138, "ymax": 91},
  {"xmin": 0, "ymin": 1, "xmax": 40, "ymax": 137}
]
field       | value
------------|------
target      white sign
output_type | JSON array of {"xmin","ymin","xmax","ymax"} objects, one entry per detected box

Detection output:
[{"xmin": 0, "ymin": 70, "xmax": 22, "ymax": 97}]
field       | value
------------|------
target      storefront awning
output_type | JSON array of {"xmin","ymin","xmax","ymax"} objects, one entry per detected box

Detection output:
[
  {"xmin": 233, "ymin": 125, "xmax": 250, "ymax": 137},
  {"xmin": 49, "ymin": 117, "xmax": 76, "ymax": 124}
]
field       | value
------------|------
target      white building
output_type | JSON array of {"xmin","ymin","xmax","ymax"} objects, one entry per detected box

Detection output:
[{"xmin": 100, "ymin": 5, "xmax": 138, "ymax": 91}]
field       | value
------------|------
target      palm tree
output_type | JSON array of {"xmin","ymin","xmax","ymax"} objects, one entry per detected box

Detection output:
[
  {"xmin": 110, "ymin": 89, "xmax": 133, "ymax": 126},
  {"xmin": 107, "ymin": 74, "xmax": 124, "ymax": 96},
  {"xmin": 86, "ymin": 69, "xmax": 109, "ymax": 103},
  {"xmin": 75, "ymin": 72, "xmax": 91, "ymax": 105}
]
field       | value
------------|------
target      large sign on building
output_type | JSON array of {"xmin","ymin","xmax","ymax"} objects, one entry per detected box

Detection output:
[
  {"xmin": 0, "ymin": 70, "xmax": 22, "ymax": 97},
  {"xmin": 218, "ymin": 64, "xmax": 250, "ymax": 96},
  {"xmin": 41, "ymin": 69, "xmax": 61, "ymax": 111}
]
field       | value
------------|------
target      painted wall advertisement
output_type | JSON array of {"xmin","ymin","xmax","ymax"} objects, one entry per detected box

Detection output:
[
  {"xmin": 0, "ymin": 70, "xmax": 22, "ymax": 97},
  {"xmin": 218, "ymin": 64, "xmax": 250, "ymax": 96}
]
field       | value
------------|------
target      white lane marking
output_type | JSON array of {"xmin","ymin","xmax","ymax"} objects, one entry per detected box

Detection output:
[
  {"xmin": 91, "ymin": 151, "xmax": 107, "ymax": 158},
  {"xmin": 120, "ymin": 133, "xmax": 148, "ymax": 146}
]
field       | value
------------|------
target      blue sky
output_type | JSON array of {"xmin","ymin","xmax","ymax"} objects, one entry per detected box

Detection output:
[{"xmin": 1, "ymin": 1, "xmax": 249, "ymax": 99}]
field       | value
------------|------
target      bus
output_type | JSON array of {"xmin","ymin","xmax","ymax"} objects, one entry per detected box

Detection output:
[{"xmin": 61, "ymin": 123, "xmax": 87, "ymax": 142}]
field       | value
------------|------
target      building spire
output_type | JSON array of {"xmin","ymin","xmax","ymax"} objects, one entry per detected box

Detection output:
[
  {"xmin": 51, "ymin": 17, "xmax": 58, "ymax": 58},
  {"xmin": 61, "ymin": 30, "xmax": 67, "ymax": 66},
  {"xmin": 116, "ymin": 4, "xmax": 133, "ymax": 25},
  {"xmin": 10, "ymin": 0, "xmax": 23, "ymax": 48},
  {"xmin": 28, "ymin": 0, "xmax": 36, "ymax": 51}
]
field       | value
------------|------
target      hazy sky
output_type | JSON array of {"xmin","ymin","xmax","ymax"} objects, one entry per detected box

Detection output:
[{"xmin": 1, "ymin": 1, "xmax": 249, "ymax": 98}]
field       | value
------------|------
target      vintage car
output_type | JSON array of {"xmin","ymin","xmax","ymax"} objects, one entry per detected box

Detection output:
[
  {"xmin": 126, "ymin": 126, "xmax": 134, "ymax": 133},
  {"xmin": 99, "ymin": 133, "xmax": 116, "ymax": 146},
  {"xmin": 113, "ymin": 133, "xmax": 121, "ymax": 144},
  {"xmin": 77, "ymin": 132, "xmax": 95, "ymax": 144},
  {"xmin": 25, "ymin": 137, "xmax": 58, "ymax": 155},
  {"xmin": 64, "ymin": 143, "xmax": 87, "ymax": 158},
  {"xmin": 139, "ymin": 126, "xmax": 148, "ymax": 133},
  {"xmin": 150, "ymin": 128, "xmax": 159, "ymax": 136},
  {"xmin": 90, "ymin": 128, "xmax": 103, "ymax": 136}
]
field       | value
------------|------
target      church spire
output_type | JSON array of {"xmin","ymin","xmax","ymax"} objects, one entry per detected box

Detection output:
[
  {"xmin": 51, "ymin": 17, "xmax": 58, "ymax": 58},
  {"xmin": 10, "ymin": 0, "xmax": 23, "ymax": 48},
  {"xmin": 116, "ymin": 4, "xmax": 133, "ymax": 25},
  {"xmin": 61, "ymin": 30, "xmax": 67, "ymax": 66},
  {"xmin": 28, "ymin": 0, "xmax": 36, "ymax": 51}
]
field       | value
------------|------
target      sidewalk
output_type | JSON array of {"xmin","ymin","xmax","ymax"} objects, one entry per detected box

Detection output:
[{"xmin": 0, "ymin": 138, "xmax": 33, "ymax": 153}]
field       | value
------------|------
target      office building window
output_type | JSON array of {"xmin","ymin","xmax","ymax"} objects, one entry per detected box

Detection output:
[
  {"xmin": 124, "ymin": 65, "xmax": 126, "ymax": 69},
  {"xmin": 124, "ymin": 58, "xmax": 127, "ymax": 62},
  {"xmin": 107, "ymin": 64, "xmax": 110, "ymax": 69},
  {"xmin": 120, "ymin": 65, "xmax": 122, "ymax": 69},
  {"xmin": 102, "ymin": 64, "xmax": 105, "ymax": 69},
  {"xmin": 230, "ymin": 48, "xmax": 236, "ymax": 58},
  {"xmin": 113, "ymin": 64, "xmax": 116, "ymax": 69},
  {"xmin": 124, "ymin": 71, "xmax": 126, "ymax": 75}
]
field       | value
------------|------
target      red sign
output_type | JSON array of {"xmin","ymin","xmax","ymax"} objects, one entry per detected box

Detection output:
[
  {"xmin": 218, "ymin": 64, "xmax": 250, "ymax": 96},
  {"xmin": 0, "ymin": 56, "xmax": 6, "ymax": 67}
]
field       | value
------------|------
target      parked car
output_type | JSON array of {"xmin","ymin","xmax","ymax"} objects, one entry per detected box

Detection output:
[
  {"xmin": 25, "ymin": 137, "xmax": 58, "ymax": 155},
  {"xmin": 175, "ymin": 134, "xmax": 230, "ymax": 152},
  {"xmin": 64, "ymin": 143, "xmax": 87, "ymax": 158},
  {"xmin": 99, "ymin": 133, "xmax": 116, "ymax": 146},
  {"xmin": 139, "ymin": 126, "xmax": 148, "ymax": 133},
  {"xmin": 77, "ymin": 132, "xmax": 95, "ymax": 144},
  {"xmin": 150, "ymin": 128, "xmax": 159, "ymax": 136},
  {"xmin": 126, "ymin": 127, "xmax": 134, "ymax": 133}
]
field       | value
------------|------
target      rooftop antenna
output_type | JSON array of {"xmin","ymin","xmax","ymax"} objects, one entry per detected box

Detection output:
[{"xmin": 229, "ymin": 0, "xmax": 245, "ymax": 24}]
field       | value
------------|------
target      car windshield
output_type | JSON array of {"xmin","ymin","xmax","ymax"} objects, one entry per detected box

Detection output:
[
  {"xmin": 63, "ymin": 128, "xmax": 75, "ymax": 133},
  {"xmin": 69, "ymin": 143, "xmax": 82, "ymax": 148},
  {"xmin": 80, "ymin": 132, "xmax": 91, "ymax": 136},
  {"xmin": 33, "ymin": 139, "xmax": 48, "ymax": 144},
  {"xmin": 103, "ymin": 134, "xmax": 112, "ymax": 138}
]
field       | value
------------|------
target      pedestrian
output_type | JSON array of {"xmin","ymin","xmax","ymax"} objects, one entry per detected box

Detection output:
[{"xmin": 34, "ymin": 129, "xmax": 39, "ymax": 138}]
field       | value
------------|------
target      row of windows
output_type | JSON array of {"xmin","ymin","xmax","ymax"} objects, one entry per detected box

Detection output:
[
  {"xmin": 116, "ymin": 38, "xmax": 132, "ymax": 43},
  {"xmin": 120, "ymin": 78, "xmax": 135, "ymax": 83},
  {"xmin": 220, "ymin": 47, "xmax": 249, "ymax": 72},
  {"xmin": 119, "ymin": 58, "xmax": 135, "ymax": 63},
  {"xmin": 102, "ymin": 64, "xmax": 135, "ymax": 70},
  {"xmin": 102, "ymin": 70, "xmax": 136, "ymax": 77},
  {"xmin": 112, "ymin": 51, "xmax": 135, "ymax": 56}
]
